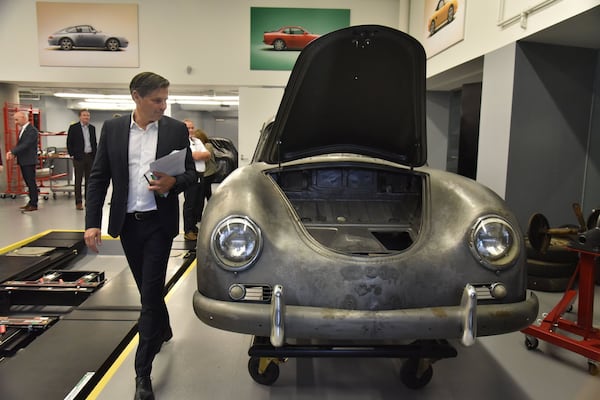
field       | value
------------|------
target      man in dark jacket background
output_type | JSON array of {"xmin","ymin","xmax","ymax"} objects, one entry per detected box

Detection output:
[
  {"xmin": 67, "ymin": 109, "xmax": 97, "ymax": 210},
  {"xmin": 6, "ymin": 111, "xmax": 39, "ymax": 212}
]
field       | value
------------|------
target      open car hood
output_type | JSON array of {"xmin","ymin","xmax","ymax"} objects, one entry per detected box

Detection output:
[{"xmin": 258, "ymin": 25, "xmax": 427, "ymax": 167}]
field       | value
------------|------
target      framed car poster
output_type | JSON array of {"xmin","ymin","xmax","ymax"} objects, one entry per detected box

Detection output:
[
  {"xmin": 250, "ymin": 7, "xmax": 350, "ymax": 71},
  {"xmin": 423, "ymin": 0, "xmax": 466, "ymax": 58},
  {"xmin": 36, "ymin": 2, "xmax": 139, "ymax": 67}
]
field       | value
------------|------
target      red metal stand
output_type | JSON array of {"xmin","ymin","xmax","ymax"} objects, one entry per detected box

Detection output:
[
  {"xmin": 522, "ymin": 249, "xmax": 600, "ymax": 373},
  {"xmin": 2, "ymin": 103, "xmax": 44, "ymax": 199}
]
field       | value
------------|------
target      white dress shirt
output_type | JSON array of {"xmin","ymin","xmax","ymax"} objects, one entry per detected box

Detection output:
[
  {"xmin": 189, "ymin": 136, "xmax": 207, "ymax": 173},
  {"xmin": 127, "ymin": 115, "xmax": 159, "ymax": 213}
]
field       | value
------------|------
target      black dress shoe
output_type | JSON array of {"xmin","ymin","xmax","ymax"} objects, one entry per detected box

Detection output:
[{"xmin": 134, "ymin": 376, "xmax": 154, "ymax": 400}]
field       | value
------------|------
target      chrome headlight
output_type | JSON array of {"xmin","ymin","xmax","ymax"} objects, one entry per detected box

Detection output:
[
  {"xmin": 211, "ymin": 216, "xmax": 262, "ymax": 271},
  {"xmin": 469, "ymin": 215, "xmax": 519, "ymax": 270}
]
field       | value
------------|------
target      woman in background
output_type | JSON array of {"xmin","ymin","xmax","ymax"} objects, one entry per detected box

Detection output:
[{"xmin": 194, "ymin": 129, "xmax": 218, "ymax": 202}]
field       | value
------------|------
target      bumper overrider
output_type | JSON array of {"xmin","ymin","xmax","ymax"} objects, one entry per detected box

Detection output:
[{"xmin": 193, "ymin": 284, "xmax": 539, "ymax": 347}]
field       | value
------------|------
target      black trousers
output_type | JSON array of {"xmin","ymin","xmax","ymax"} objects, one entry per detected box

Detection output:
[
  {"xmin": 120, "ymin": 212, "xmax": 172, "ymax": 377},
  {"xmin": 182, "ymin": 173, "xmax": 204, "ymax": 232},
  {"xmin": 73, "ymin": 153, "xmax": 94, "ymax": 204},
  {"xmin": 20, "ymin": 164, "xmax": 38, "ymax": 206},
  {"xmin": 203, "ymin": 173, "xmax": 214, "ymax": 202}
]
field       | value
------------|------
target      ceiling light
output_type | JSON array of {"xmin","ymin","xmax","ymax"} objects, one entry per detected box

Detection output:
[
  {"xmin": 55, "ymin": 92, "xmax": 239, "ymax": 105},
  {"xmin": 175, "ymin": 100, "xmax": 239, "ymax": 106},
  {"xmin": 171, "ymin": 95, "xmax": 239, "ymax": 102},
  {"xmin": 77, "ymin": 101, "xmax": 135, "ymax": 110},
  {"xmin": 82, "ymin": 98, "xmax": 134, "ymax": 104},
  {"xmin": 55, "ymin": 92, "xmax": 132, "ymax": 100},
  {"xmin": 57, "ymin": 92, "xmax": 239, "ymax": 111}
]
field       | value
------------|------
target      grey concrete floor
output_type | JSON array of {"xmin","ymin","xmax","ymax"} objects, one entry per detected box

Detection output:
[{"xmin": 1, "ymin": 191, "xmax": 600, "ymax": 399}]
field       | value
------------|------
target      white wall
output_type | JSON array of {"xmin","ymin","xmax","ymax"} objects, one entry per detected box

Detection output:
[
  {"xmin": 0, "ymin": 0, "xmax": 406, "ymax": 165},
  {"xmin": 3, "ymin": 0, "xmax": 598, "ymax": 175},
  {"xmin": 7, "ymin": 1, "xmax": 597, "ymax": 86},
  {"xmin": 476, "ymin": 43, "xmax": 516, "ymax": 198},
  {"xmin": 238, "ymin": 87, "xmax": 284, "ymax": 167},
  {"xmin": 409, "ymin": 0, "xmax": 600, "ymax": 78},
  {"xmin": 0, "ymin": 0, "xmax": 403, "ymax": 89}
]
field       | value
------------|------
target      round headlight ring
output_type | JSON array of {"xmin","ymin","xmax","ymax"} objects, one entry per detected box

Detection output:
[
  {"xmin": 469, "ymin": 215, "xmax": 520, "ymax": 271},
  {"xmin": 211, "ymin": 216, "xmax": 262, "ymax": 271}
]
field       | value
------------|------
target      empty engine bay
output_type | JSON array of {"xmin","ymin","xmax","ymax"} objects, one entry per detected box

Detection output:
[{"xmin": 268, "ymin": 165, "xmax": 423, "ymax": 254}]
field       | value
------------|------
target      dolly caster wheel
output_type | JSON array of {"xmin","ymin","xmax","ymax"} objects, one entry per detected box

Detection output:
[
  {"xmin": 566, "ymin": 304, "xmax": 573, "ymax": 313},
  {"xmin": 400, "ymin": 358, "xmax": 433, "ymax": 389},
  {"xmin": 524, "ymin": 335, "xmax": 539, "ymax": 350},
  {"xmin": 11, "ymin": 194, "xmax": 16, "ymax": 199},
  {"xmin": 248, "ymin": 357, "xmax": 280, "ymax": 385}
]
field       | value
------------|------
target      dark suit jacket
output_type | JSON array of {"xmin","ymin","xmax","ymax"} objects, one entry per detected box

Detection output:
[
  {"xmin": 11, "ymin": 123, "xmax": 39, "ymax": 166},
  {"xmin": 85, "ymin": 115, "xmax": 196, "ymax": 238},
  {"xmin": 67, "ymin": 122, "xmax": 97, "ymax": 160}
]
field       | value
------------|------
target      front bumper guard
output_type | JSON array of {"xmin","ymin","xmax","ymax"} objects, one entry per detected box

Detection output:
[{"xmin": 193, "ymin": 284, "xmax": 539, "ymax": 348}]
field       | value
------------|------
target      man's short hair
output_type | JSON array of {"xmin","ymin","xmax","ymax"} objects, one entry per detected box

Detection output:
[{"xmin": 129, "ymin": 72, "xmax": 170, "ymax": 97}]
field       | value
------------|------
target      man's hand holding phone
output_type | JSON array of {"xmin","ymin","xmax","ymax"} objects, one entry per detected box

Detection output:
[{"xmin": 144, "ymin": 171, "xmax": 176, "ymax": 197}]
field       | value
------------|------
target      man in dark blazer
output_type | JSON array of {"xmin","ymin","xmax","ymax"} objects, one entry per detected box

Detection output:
[
  {"xmin": 84, "ymin": 72, "xmax": 196, "ymax": 400},
  {"xmin": 6, "ymin": 111, "xmax": 39, "ymax": 212},
  {"xmin": 67, "ymin": 109, "xmax": 97, "ymax": 210}
]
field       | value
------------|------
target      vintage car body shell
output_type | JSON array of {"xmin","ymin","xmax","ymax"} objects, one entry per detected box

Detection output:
[
  {"xmin": 193, "ymin": 155, "xmax": 538, "ymax": 341},
  {"xmin": 193, "ymin": 25, "xmax": 538, "ymax": 345},
  {"xmin": 262, "ymin": 26, "xmax": 426, "ymax": 167},
  {"xmin": 207, "ymin": 137, "xmax": 238, "ymax": 183}
]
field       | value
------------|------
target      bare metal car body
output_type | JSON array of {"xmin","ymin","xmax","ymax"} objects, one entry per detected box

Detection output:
[
  {"xmin": 207, "ymin": 137, "xmax": 238, "ymax": 183},
  {"xmin": 193, "ymin": 25, "xmax": 538, "ymax": 371}
]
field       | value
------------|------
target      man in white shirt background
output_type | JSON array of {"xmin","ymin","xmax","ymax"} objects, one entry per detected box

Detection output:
[{"xmin": 182, "ymin": 119, "xmax": 211, "ymax": 240}]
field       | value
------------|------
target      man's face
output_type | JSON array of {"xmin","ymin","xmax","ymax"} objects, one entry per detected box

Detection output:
[
  {"xmin": 132, "ymin": 87, "xmax": 168, "ymax": 123},
  {"xmin": 184, "ymin": 120, "xmax": 195, "ymax": 137},
  {"xmin": 14, "ymin": 112, "xmax": 27, "ymax": 127},
  {"xmin": 79, "ymin": 111, "xmax": 91, "ymax": 125}
]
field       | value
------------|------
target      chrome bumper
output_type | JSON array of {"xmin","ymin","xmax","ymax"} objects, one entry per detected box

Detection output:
[{"xmin": 193, "ymin": 284, "xmax": 539, "ymax": 348}]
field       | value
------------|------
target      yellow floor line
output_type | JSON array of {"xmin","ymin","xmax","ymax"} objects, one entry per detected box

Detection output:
[
  {"xmin": 85, "ymin": 258, "xmax": 197, "ymax": 399},
  {"xmin": 0, "ymin": 231, "xmax": 113, "ymax": 255},
  {"xmin": 85, "ymin": 335, "xmax": 140, "ymax": 399},
  {"xmin": 0, "ymin": 229, "xmax": 56, "ymax": 253}
]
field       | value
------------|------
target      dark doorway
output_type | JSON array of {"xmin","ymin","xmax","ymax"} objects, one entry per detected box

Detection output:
[{"xmin": 457, "ymin": 82, "xmax": 482, "ymax": 179}]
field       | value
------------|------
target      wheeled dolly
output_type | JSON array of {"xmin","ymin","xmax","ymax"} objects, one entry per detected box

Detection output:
[
  {"xmin": 522, "ymin": 229, "xmax": 600, "ymax": 375},
  {"xmin": 0, "ymin": 270, "xmax": 106, "ymax": 311},
  {"xmin": 0, "ymin": 316, "xmax": 58, "ymax": 357},
  {"xmin": 247, "ymin": 335, "xmax": 457, "ymax": 389}
]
